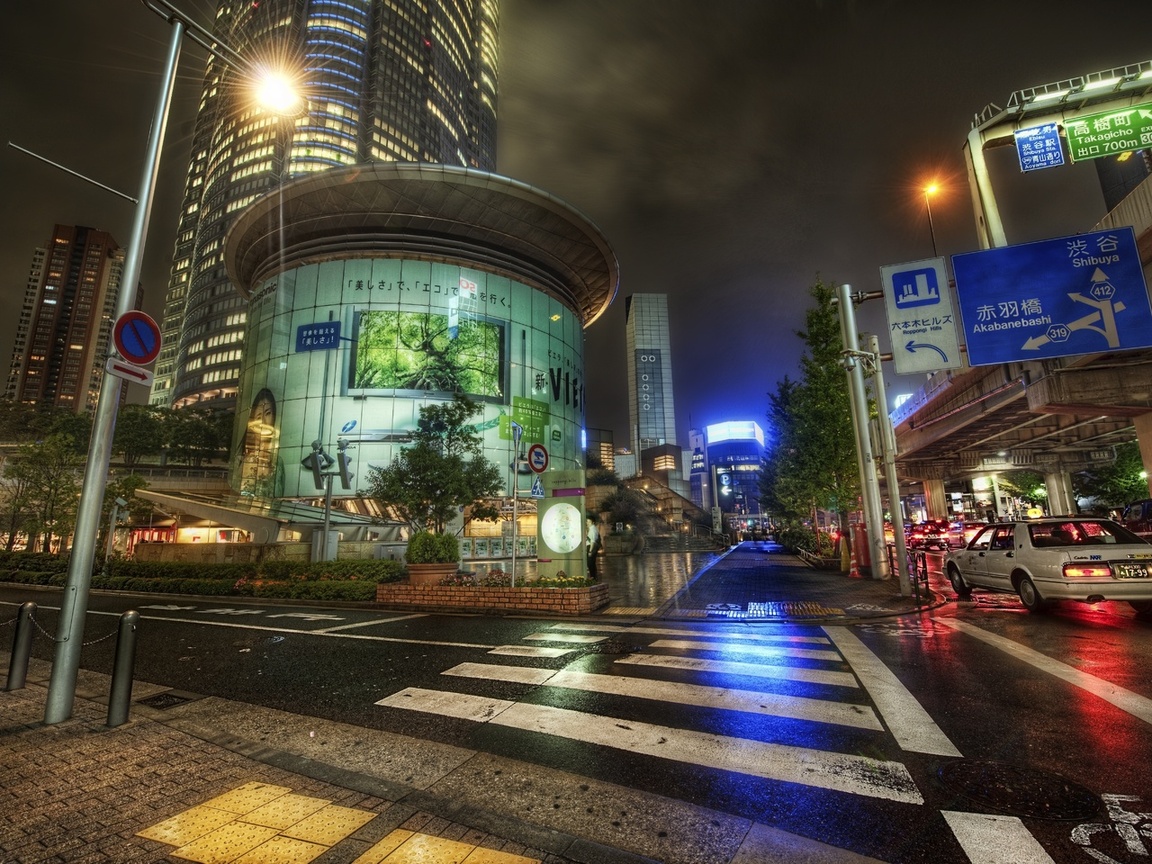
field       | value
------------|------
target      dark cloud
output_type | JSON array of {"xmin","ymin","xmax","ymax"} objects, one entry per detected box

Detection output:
[{"xmin": 2, "ymin": 0, "xmax": 1149, "ymax": 447}]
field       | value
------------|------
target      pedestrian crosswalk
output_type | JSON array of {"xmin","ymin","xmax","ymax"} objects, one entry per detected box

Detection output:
[
  {"xmin": 370, "ymin": 619, "xmax": 1139, "ymax": 862},
  {"xmin": 374, "ymin": 621, "xmax": 954, "ymax": 805}
]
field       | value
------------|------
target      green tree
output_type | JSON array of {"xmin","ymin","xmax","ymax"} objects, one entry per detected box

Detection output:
[
  {"xmin": 0, "ymin": 461, "xmax": 35, "ymax": 551},
  {"xmin": 1073, "ymin": 442, "xmax": 1148, "ymax": 510},
  {"xmin": 99, "ymin": 473, "xmax": 153, "ymax": 554},
  {"xmin": 760, "ymin": 280, "xmax": 860, "ymax": 544},
  {"xmin": 112, "ymin": 405, "xmax": 166, "ymax": 468},
  {"xmin": 366, "ymin": 395, "xmax": 503, "ymax": 533},
  {"xmin": 168, "ymin": 407, "xmax": 232, "ymax": 466},
  {"xmin": 6, "ymin": 433, "xmax": 84, "ymax": 552}
]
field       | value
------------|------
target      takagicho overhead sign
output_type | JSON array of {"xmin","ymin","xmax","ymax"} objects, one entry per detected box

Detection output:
[
  {"xmin": 1065, "ymin": 103, "xmax": 1152, "ymax": 162},
  {"xmin": 952, "ymin": 227, "xmax": 1152, "ymax": 366}
]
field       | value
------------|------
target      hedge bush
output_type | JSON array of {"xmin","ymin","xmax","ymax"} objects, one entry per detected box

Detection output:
[{"xmin": 0, "ymin": 551, "xmax": 403, "ymax": 599}]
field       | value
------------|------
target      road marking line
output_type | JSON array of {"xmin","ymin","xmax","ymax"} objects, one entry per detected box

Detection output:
[
  {"xmin": 445, "ymin": 663, "xmax": 556, "ymax": 685},
  {"xmin": 442, "ymin": 662, "xmax": 882, "ymax": 729},
  {"xmin": 545, "ymin": 623, "xmax": 831, "ymax": 644},
  {"xmin": 938, "ymin": 618, "xmax": 1152, "ymax": 726},
  {"xmin": 649, "ymin": 638, "xmax": 842, "ymax": 662},
  {"xmin": 615, "ymin": 653, "xmax": 859, "ymax": 688},
  {"xmin": 941, "ymin": 811, "xmax": 1056, "ymax": 863},
  {"xmin": 523, "ymin": 633, "xmax": 607, "ymax": 644},
  {"xmin": 313, "ymin": 614, "xmax": 428, "ymax": 633},
  {"xmin": 488, "ymin": 645, "xmax": 578, "ymax": 658},
  {"xmin": 378, "ymin": 688, "xmax": 922, "ymax": 803},
  {"xmin": 377, "ymin": 688, "xmax": 515, "ymax": 721},
  {"xmin": 823, "ymin": 627, "xmax": 962, "ymax": 757}
]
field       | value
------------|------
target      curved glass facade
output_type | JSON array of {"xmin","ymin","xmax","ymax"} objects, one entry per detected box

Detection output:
[{"xmin": 232, "ymin": 256, "xmax": 585, "ymax": 498}]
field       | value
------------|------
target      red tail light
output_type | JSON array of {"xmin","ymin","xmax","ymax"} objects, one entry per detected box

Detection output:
[{"xmin": 1063, "ymin": 563, "xmax": 1112, "ymax": 578}]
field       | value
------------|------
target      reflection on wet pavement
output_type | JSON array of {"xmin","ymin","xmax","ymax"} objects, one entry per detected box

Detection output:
[{"xmin": 598, "ymin": 551, "xmax": 719, "ymax": 611}]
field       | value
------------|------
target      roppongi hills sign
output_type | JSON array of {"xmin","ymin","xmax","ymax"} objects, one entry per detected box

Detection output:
[{"xmin": 232, "ymin": 257, "xmax": 588, "ymax": 498}]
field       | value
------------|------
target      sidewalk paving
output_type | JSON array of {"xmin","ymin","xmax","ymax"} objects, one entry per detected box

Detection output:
[{"xmin": 0, "ymin": 542, "xmax": 933, "ymax": 864}]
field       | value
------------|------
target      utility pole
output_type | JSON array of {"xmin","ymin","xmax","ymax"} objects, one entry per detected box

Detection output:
[{"xmin": 837, "ymin": 284, "xmax": 889, "ymax": 580}]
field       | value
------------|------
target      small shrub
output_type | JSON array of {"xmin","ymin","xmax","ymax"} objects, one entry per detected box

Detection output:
[{"xmin": 405, "ymin": 531, "xmax": 460, "ymax": 563}]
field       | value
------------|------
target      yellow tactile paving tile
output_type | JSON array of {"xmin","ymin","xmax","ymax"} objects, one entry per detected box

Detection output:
[
  {"xmin": 231, "ymin": 835, "xmax": 328, "ymax": 864},
  {"xmin": 202, "ymin": 782, "xmax": 295, "ymax": 814},
  {"xmin": 352, "ymin": 829, "xmax": 540, "ymax": 864},
  {"xmin": 171, "ymin": 820, "xmax": 281, "ymax": 863},
  {"xmin": 240, "ymin": 793, "xmax": 331, "ymax": 830},
  {"xmin": 282, "ymin": 804, "xmax": 377, "ymax": 845},
  {"xmin": 139, "ymin": 783, "xmax": 539, "ymax": 864},
  {"xmin": 461, "ymin": 846, "xmax": 541, "ymax": 864},
  {"xmin": 137, "ymin": 804, "xmax": 238, "ymax": 847}
]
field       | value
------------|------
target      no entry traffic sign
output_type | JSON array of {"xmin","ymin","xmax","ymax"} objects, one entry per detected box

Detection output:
[{"xmin": 113, "ymin": 311, "xmax": 162, "ymax": 366}]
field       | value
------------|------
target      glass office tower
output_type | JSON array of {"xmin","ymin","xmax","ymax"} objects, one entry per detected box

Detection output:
[{"xmin": 150, "ymin": 0, "xmax": 500, "ymax": 411}]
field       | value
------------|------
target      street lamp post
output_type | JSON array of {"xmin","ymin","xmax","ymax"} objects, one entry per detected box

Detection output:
[{"xmin": 923, "ymin": 183, "xmax": 939, "ymax": 257}]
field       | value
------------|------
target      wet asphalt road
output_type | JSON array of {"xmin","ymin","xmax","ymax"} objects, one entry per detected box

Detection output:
[{"xmin": 4, "ymin": 550, "xmax": 1152, "ymax": 863}]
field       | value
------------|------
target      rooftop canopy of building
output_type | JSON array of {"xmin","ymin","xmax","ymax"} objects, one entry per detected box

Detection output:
[{"xmin": 225, "ymin": 162, "xmax": 619, "ymax": 327}]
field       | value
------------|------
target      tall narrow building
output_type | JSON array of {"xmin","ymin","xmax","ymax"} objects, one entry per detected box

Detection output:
[
  {"xmin": 149, "ymin": 0, "xmax": 500, "ymax": 411},
  {"xmin": 6, "ymin": 225, "xmax": 125, "ymax": 413},
  {"xmin": 624, "ymin": 293, "xmax": 678, "ymax": 456}
]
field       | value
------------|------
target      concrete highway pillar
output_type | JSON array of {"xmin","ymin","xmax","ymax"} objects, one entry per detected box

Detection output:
[
  {"xmin": 923, "ymin": 478, "xmax": 948, "ymax": 521},
  {"xmin": 1135, "ymin": 412, "xmax": 1152, "ymax": 498},
  {"xmin": 1044, "ymin": 471, "xmax": 1077, "ymax": 516}
]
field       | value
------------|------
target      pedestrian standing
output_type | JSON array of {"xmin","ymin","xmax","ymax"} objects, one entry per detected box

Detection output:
[{"xmin": 586, "ymin": 516, "xmax": 601, "ymax": 580}]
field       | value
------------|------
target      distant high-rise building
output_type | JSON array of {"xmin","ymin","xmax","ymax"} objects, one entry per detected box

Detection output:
[
  {"xmin": 6, "ymin": 225, "xmax": 125, "ymax": 413},
  {"xmin": 150, "ymin": 0, "xmax": 500, "ymax": 411},
  {"xmin": 624, "ymin": 293, "xmax": 678, "ymax": 455},
  {"xmin": 1096, "ymin": 149, "xmax": 1151, "ymax": 212}
]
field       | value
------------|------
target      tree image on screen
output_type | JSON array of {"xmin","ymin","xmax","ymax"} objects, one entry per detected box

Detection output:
[{"xmin": 352, "ymin": 311, "xmax": 503, "ymax": 397}]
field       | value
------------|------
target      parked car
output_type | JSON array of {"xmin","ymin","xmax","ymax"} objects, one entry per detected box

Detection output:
[
  {"xmin": 946, "ymin": 520, "xmax": 987, "ymax": 548},
  {"xmin": 943, "ymin": 517, "xmax": 1152, "ymax": 615},
  {"xmin": 908, "ymin": 520, "xmax": 949, "ymax": 550}
]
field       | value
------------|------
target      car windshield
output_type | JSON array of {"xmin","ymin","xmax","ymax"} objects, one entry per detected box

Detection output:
[{"xmin": 1027, "ymin": 520, "xmax": 1146, "ymax": 547}]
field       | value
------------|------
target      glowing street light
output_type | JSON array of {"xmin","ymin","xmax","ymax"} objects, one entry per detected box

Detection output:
[{"xmin": 923, "ymin": 182, "xmax": 940, "ymax": 257}]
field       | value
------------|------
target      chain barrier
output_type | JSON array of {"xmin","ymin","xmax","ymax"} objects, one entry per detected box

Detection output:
[{"xmin": 10, "ymin": 606, "xmax": 120, "ymax": 646}]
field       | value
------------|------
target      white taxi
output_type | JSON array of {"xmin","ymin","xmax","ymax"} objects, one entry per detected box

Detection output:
[{"xmin": 943, "ymin": 518, "xmax": 1152, "ymax": 615}]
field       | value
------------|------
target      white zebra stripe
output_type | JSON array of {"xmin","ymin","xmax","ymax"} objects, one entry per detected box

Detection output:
[
  {"xmin": 615, "ymin": 653, "xmax": 858, "ymax": 688},
  {"xmin": 649, "ymin": 638, "xmax": 842, "ymax": 662},
  {"xmin": 441, "ymin": 662, "xmax": 882, "ymax": 729},
  {"xmin": 376, "ymin": 688, "xmax": 923, "ymax": 804}
]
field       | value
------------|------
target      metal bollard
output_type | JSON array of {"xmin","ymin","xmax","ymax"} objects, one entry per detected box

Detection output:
[
  {"xmin": 5, "ymin": 602, "xmax": 36, "ymax": 691},
  {"xmin": 106, "ymin": 610, "xmax": 140, "ymax": 728}
]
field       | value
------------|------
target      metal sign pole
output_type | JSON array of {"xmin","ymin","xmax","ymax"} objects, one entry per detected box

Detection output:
[
  {"xmin": 44, "ymin": 18, "xmax": 184, "ymax": 725},
  {"xmin": 510, "ymin": 423, "xmax": 522, "ymax": 587}
]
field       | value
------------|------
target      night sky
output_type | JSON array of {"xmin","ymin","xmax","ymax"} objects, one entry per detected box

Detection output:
[{"xmin": 2, "ymin": 0, "xmax": 1149, "ymax": 447}]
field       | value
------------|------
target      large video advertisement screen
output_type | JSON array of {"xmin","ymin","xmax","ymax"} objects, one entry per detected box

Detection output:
[{"xmin": 349, "ymin": 310, "xmax": 506, "ymax": 401}]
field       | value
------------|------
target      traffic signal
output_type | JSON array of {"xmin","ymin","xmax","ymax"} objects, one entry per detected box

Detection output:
[
  {"xmin": 336, "ymin": 438, "xmax": 354, "ymax": 490},
  {"xmin": 301, "ymin": 440, "xmax": 333, "ymax": 490}
]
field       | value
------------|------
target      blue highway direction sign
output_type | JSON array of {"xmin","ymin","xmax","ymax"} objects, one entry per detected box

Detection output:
[
  {"xmin": 880, "ymin": 257, "xmax": 963, "ymax": 375},
  {"xmin": 953, "ymin": 227, "xmax": 1152, "ymax": 366}
]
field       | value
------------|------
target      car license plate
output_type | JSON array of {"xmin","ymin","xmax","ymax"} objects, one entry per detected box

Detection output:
[{"xmin": 1114, "ymin": 562, "xmax": 1149, "ymax": 579}]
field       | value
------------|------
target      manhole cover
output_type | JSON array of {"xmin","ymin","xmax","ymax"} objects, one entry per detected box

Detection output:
[
  {"xmin": 137, "ymin": 692, "xmax": 193, "ymax": 710},
  {"xmin": 938, "ymin": 760, "xmax": 1102, "ymax": 821}
]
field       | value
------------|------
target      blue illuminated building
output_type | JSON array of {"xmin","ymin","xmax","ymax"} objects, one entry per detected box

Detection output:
[{"xmin": 690, "ymin": 421, "xmax": 766, "ymax": 525}]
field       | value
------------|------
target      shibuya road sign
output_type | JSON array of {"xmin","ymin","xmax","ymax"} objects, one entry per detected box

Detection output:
[{"xmin": 952, "ymin": 227, "xmax": 1152, "ymax": 366}]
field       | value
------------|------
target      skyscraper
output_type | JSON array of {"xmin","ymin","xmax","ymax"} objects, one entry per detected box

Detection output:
[
  {"xmin": 6, "ymin": 225, "xmax": 125, "ymax": 413},
  {"xmin": 624, "ymin": 293, "xmax": 678, "ymax": 455},
  {"xmin": 150, "ymin": 0, "xmax": 500, "ymax": 411}
]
